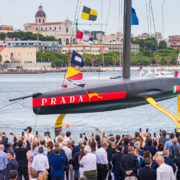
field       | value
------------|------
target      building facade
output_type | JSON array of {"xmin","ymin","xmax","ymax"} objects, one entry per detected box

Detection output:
[
  {"xmin": 105, "ymin": 41, "xmax": 139, "ymax": 54},
  {"xmin": 24, "ymin": 6, "xmax": 75, "ymax": 45},
  {"xmin": 103, "ymin": 32, "xmax": 123, "ymax": 43},
  {"xmin": 61, "ymin": 43, "xmax": 108, "ymax": 55},
  {"xmin": 5, "ymin": 40, "xmax": 62, "ymax": 53},
  {"xmin": 0, "ymin": 47, "xmax": 36, "ymax": 64},
  {"xmin": 0, "ymin": 25, "xmax": 14, "ymax": 32},
  {"xmin": 169, "ymin": 35, "xmax": 180, "ymax": 50}
]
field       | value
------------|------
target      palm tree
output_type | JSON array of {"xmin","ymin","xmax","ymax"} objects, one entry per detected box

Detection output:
[
  {"xmin": 155, "ymin": 55, "xmax": 161, "ymax": 65},
  {"xmin": 165, "ymin": 56, "xmax": 172, "ymax": 65},
  {"xmin": 90, "ymin": 56, "xmax": 96, "ymax": 67}
]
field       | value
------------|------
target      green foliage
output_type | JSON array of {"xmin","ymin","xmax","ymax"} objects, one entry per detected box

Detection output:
[
  {"xmin": 159, "ymin": 40, "xmax": 167, "ymax": 49},
  {"xmin": 0, "ymin": 31, "xmax": 57, "ymax": 41},
  {"xmin": 0, "ymin": 55, "xmax": 2, "ymax": 63}
]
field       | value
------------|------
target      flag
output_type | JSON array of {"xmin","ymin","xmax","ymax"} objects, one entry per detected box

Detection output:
[
  {"xmin": 173, "ymin": 85, "xmax": 180, "ymax": 93},
  {"xmin": 132, "ymin": 8, "xmax": 139, "ymax": 25},
  {"xmin": 87, "ymin": 91, "xmax": 102, "ymax": 99},
  {"xmin": 66, "ymin": 66, "xmax": 83, "ymax": 80},
  {"xmin": 76, "ymin": 30, "xmax": 92, "ymax": 41},
  {"xmin": 71, "ymin": 51, "xmax": 85, "ymax": 67},
  {"xmin": 174, "ymin": 71, "xmax": 179, "ymax": 78},
  {"xmin": 67, "ymin": 79, "xmax": 85, "ymax": 88},
  {"xmin": 81, "ymin": 6, "xmax": 97, "ymax": 21}
]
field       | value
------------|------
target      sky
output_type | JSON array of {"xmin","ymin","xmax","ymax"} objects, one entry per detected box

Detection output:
[{"xmin": 0, "ymin": 0, "xmax": 179, "ymax": 38}]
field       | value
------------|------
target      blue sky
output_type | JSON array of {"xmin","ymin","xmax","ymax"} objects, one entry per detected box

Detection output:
[{"xmin": 0, "ymin": 0, "xmax": 179, "ymax": 38}]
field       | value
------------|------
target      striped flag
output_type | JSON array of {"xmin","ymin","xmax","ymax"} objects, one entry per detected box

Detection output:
[{"xmin": 173, "ymin": 85, "xmax": 180, "ymax": 93}]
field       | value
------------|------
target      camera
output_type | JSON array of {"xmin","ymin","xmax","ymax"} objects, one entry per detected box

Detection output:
[{"xmin": 10, "ymin": 133, "xmax": 13, "ymax": 135}]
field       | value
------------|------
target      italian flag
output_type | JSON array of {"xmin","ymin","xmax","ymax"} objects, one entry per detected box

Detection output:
[{"xmin": 173, "ymin": 85, "xmax": 180, "ymax": 93}]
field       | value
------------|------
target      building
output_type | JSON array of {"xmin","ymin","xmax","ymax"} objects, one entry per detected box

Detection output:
[
  {"xmin": 103, "ymin": 32, "xmax": 123, "ymax": 43},
  {"xmin": 24, "ymin": 5, "xmax": 75, "ymax": 45},
  {"xmin": 61, "ymin": 43, "xmax": 108, "ymax": 55},
  {"xmin": 0, "ymin": 47, "xmax": 36, "ymax": 64},
  {"xmin": 83, "ymin": 31, "xmax": 105, "ymax": 41},
  {"xmin": 169, "ymin": 35, "xmax": 180, "ymax": 50},
  {"xmin": 105, "ymin": 41, "xmax": 139, "ymax": 54},
  {"xmin": 5, "ymin": 40, "xmax": 62, "ymax": 53},
  {"xmin": 0, "ymin": 25, "xmax": 14, "ymax": 32},
  {"xmin": 137, "ymin": 32, "xmax": 163, "ymax": 41}
]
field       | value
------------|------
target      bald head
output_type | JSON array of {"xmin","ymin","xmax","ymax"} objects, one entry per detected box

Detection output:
[
  {"xmin": 0, "ymin": 144, "xmax": 5, "ymax": 151},
  {"xmin": 156, "ymin": 156, "xmax": 164, "ymax": 166}
]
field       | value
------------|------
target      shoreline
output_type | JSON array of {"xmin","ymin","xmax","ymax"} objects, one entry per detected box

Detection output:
[{"xmin": 1, "ymin": 66, "xmax": 180, "ymax": 74}]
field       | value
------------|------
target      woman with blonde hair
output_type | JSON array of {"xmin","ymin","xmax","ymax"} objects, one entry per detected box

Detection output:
[{"xmin": 38, "ymin": 171, "xmax": 48, "ymax": 180}]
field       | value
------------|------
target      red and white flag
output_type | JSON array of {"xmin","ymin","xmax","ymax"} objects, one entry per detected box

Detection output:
[{"xmin": 76, "ymin": 30, "xmax": 91, "ymax": 41}]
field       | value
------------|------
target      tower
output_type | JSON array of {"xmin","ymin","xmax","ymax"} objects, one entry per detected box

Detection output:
[{"xmin": 35, "ymin": 5, "xmax": 46, "ymax": 24}]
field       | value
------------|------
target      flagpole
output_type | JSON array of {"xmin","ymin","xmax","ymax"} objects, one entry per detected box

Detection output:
[{"xmin": 122, "ymin": 0, "xmax": 132, "ymax": 79}]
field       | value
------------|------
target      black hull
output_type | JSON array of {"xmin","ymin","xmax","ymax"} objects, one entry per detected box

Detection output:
[{"xmin": 32, "ymin": 78, "xmax": 180, "ymax": 115}]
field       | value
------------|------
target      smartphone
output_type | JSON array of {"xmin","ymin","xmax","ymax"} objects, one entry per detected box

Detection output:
[
  {"xmin": 109, "ymin": 134, "xmax": 113, "ymax": 136},
  {"xmin": 2, "ymin": 132, "xmax": 5, "ymax": 135},
  {"xmin": 24, "ymin": 129, "xmax": 27, "ymax": 131},
  {"xmin": 10, "ymin": 132, "xmax": 13, "ymax": 135},
  {"xmin": 139, "ymin": 128, "xmax": 142, "ymax": 132},
  {"xmin": 95, "ymin": 128, "xmax": 99, "ymax": 131},
  {"xmin": 160, "ymin": 129, "xmax": 162, "ymax": 132},
  {"xmin": 80, "ymin": 133, "xmax": 82, "ymax": 138},
  {"xmin": 103, "ymin": 132, "xmax": 105, "ymax": 137},
  {"xmin": 154, "ymin": 133, "xmax": 156, "ymax": 137},
  {"xmin": 36, "ymin": 131, "xmax": 38, "ymax": 135},
  {"xmin": 92, "ymin": 133, "xmax": 94, "ymax": 137},
  {"xmin": 22, "ymin": 132, "xmax": 24, "ymax": 136},
  {"xmin": 175, "ymin": 129, "xmax": 177, "ymax": 133},
  {"xmin": 146, "ymin": 128, "xmax": 149, "ymax": 133},
  {"xmin": 83, "ymin": 133, "xmax": 86, "ymax": 135},
  {"xmin": 122, "ymin": 134, "xmax": 124, "ymax": 138},
  {"xmin": 44, "ymin": 132, "xmax": 47, "ymax": 136}
]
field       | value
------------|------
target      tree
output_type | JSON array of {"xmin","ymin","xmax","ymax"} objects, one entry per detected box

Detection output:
[
  {"xmin": 159, "ymin": 40, "xmax": 167, "ymax": 49},
  {"xmin": 90, "ymin": 55, "xmax": 96, "ymax": 67},
  {"xmin": 155, "ymin": 55, "xmax": 161, "ymax": 65},
  {"xmin": 165, "ymin": 56, "xmax": 172, "ymax": 65}
]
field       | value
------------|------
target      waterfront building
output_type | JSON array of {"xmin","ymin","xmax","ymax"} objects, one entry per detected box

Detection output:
[
  {"xmin": 61, "ymin": 43, "xmax": 108, "ymax": 55},
  {"xmin": 24, "ymin": 5, "xmax": 75, "ymax": 45},
  {"xmin": 105, "ymin": 41, "xmax": 139, "ymax": 54},
  {"xmin": 137, "ymin": 32, "xmax": 163, "ymax": 42},
  {"xmin": 168, "ymin": 35, "xmax": 180, "ymax": 50},
  {"xmin": 0, "ymin": 25, "xmax": 14, "ymax": 32},
  {"xmin": 83, "ymin": 30, "xmax": 105, "ymax": 41},
  {"xmin": 6, "ymin": 40, "xmax": 62, "ymax": 53},
  {"xmin": 0, "ymin": 47, "xmax": 36, "ymax": 64},
  {"xmin": 103, "ymin": 32, "xmax": 123, "ymax": 43}
]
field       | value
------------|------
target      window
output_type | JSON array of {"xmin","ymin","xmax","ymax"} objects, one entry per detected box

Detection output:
[
  {"xmin": 66, "ymin": 28, "xmax": 68, "ymax": 33},
  {"xmin": 36, "ymin": 28, "xmax": 38, "ymax": 31},
  {"xmin": 54, "ymin": 27, "xmax": 56, "ymax": 30},
  {"xmin": 50, "ymin": 27, "xmax": 51, "ymax": 30},
  {"xmin": 59, "ymin": 38, "xmax": 62, "ymax": 44},
  {"xmin": 39, "ymin": 19, "xmax": 41, "ymax": 23},
  {"xmin": 59, "ymin": 26, "xmax": 61, "ymax": 30},
  {"xmin": 66, "ymin": 39, "xmax": 69, "ymax": 44}
]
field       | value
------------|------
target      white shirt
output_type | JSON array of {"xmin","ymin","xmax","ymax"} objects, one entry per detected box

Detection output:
[
  {"xmin": 63, "ymin": 146, "xmax": 72, "ymax": 161},
  {"xmin": 25, "ymin": 133, "xmax": 34, "ymax": 141},
  {"xmin": 96, "ymin": 147, "xmax": 108, "ymax": 164},
  {"xmin": 64, "ymin": 136, "xmax": 71, "ymax": 142},
  {"xmin": 156, "ymin": 163, "xmax": 176, "ymax": 180},
  {"xmin": 139, "ymin": 70, "xmax": 144, "ymax": 78},
  {"xmin": 31, "ymin": 154, "xmax": 49, "ymax": 171},
  {"xmin": 80, "ymin": 153, "xmax": 97, "ymax": 172}
]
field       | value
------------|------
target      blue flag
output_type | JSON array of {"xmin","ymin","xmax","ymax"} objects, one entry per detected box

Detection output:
[
  {"xmin": 132, "ymin": 8, "xmax": 139, "ymax": 25},
  {"xmin": 71, "ymin": 51, "xmax": 85, "ymax": 67}
]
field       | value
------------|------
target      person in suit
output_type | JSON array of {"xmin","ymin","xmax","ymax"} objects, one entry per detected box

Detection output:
[
  {"xmin": 5, "ymin": 151, "xmax": 18, "ymax": 180},
  {"xmin": 120, "ymin": 146, "xmax": 139, "ymax": 180},
  {"xmin": 138, "ymin": 157, "xmax": 156, "ymax": 180},
  {"xmin": 112, "ymin": 145, "xmax": 124, "ymax": 180}
]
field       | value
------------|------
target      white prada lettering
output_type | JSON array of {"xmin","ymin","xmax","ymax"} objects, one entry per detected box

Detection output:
[
  {"xmin": 60, "ymin": 97, "xmax": 66, "ymax": 104},
  {"xmin": 51, "ymin": 98, "xmax": 56, "ymax": 105},
  {"xmin": 42, "ymin": 98, "xmax": 47, "ymax": 106},
  {"xmin": 70, "ymin": 96, "xmax": 75, "ymax": 103},
  {"xmin": 78, "ymin": 96, "xmax": 84, "ymax": 103}
]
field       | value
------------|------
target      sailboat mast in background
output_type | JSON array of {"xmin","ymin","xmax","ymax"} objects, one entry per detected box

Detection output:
[{"xmin": 123, "ymin": 0, "xmax": 132, "ymax": 79}]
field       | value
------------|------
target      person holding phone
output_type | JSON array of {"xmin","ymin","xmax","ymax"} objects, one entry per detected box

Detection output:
[
  {"xmin": 25, "ymin": 127, "xmax": 34, "ymax": 142},
  {"xmin": 12, "ymin": 134, "xmax": 31, "ymax": 180}
]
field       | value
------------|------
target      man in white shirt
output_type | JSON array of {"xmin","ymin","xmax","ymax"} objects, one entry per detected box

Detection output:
[
  {"xmin": 80, "ymin": 145, "xmax": 97, "ymax": 180},
  {"xmin": 96, "ymin": 141, "xmax": 109, "ymax": 180},
  {"xmin": 139, "ymin": 66, "xmax": 144, "ymax": 78},
  {"xmin": 156, "ymin": 156, "xmax": 176, "ymax": 180},
  {"xmin": 32, "ymin": 147, "xmax": 49, "ymax": 173}
]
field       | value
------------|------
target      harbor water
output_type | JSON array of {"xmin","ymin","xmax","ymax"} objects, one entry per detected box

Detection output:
[{"xmin": 0, "ymin": 70, "xmax": 178, "ymax": 140}]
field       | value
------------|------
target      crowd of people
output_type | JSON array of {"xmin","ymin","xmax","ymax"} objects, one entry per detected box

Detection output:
[{"xmin": 1, "ymin": 127, "xmax": 180, "ymax": 180}]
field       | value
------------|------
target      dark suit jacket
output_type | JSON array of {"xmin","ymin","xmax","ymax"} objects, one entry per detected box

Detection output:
[
  {"xmin": 112, "ymin": 152, "xmax": 123, "ymax": 176},
  {"xmin": 139, "ymin": 166, "xmax": 156, "ymax": 180},
  {"xmin": 5, "ymin": 159, "xmax": 18, "ymax": 180},
  {"xmin": 120, "ymin": 153, "xmax": 139, "ymax": 177}
]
